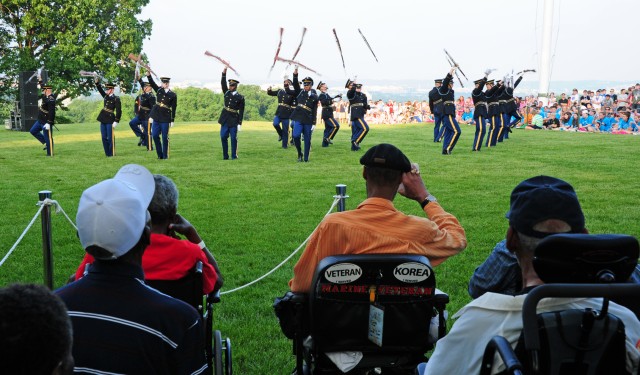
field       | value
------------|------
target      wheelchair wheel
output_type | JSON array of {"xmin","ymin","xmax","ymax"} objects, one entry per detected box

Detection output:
[
  {"xmin": 224, "ymin": 337, "xmax": 232, "ymax": 375},
  {"xmin": 213, "ymin": 330, "xmax": 223, "ymax": 375}
]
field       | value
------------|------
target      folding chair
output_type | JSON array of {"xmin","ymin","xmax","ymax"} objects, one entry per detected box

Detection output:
[
  {"xmin": 480, "ymin": 233, "xmax": 640, "ymax": 375},
  {"xmin": 275, "ymin": 254, "xmax": 449, "ymax": 374},
  {"xmin": 146, "ymin": 261, "xmax": 232, "ymax": 375}
]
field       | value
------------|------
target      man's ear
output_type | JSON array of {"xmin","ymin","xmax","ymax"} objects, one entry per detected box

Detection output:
[
  {"xmin": 362, "ymin": 167, "xmax": 367, "ymax": 180},
  {"xmin": 505, "ymin": 226, "xmax": 519, "ymax": 253}
]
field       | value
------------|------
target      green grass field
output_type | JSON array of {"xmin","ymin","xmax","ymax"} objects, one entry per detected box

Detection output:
[{"xmin": 1, "ymin": 120, "xmax": 639, "ymax": 373}]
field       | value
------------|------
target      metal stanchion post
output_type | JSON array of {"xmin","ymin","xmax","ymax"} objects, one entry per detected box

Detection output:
[
  {"xmin": 334, "ymin": 184, "xmax": 349, "ymax": 212},
  {"xmin": 39, "ymin": 190, "xmax": 54, "ymax": 289}
]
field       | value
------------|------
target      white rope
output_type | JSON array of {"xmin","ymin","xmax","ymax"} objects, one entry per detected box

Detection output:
[
  {"xmin": 40, "ymin": 198, "xmax": 78, "ymax": 231},
  {"xmin": 0, "ymin": 204, "xmax": 45, "ymax": 268},
  {"xmin": 220, "ymin": 197, "xmax": 341, "ymax": 295}
]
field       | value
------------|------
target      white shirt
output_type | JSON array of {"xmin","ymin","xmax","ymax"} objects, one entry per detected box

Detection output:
[{"xmin": 425, "ymin": 292, "xmax": 640, "ymax": 375}]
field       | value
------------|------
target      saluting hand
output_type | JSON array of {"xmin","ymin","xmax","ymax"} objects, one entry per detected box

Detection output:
[{"xmin": 398, "ymin": 163, "xmax": 429, "ymax": 202}]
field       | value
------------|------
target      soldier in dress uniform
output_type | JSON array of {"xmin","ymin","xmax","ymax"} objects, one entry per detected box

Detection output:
[
  {"xmin": 437, "ymin": 67, "xmax": 461, "ymax": 155},
  {"xmin": 148, "ymin": 74, "xmax": 177, "ymax": 159},
  {"xmin": 496, "ymin": 80, "xmax": 510, "ymax": 142},
  {"xmin": 266, "ymin": 76, "xmax": 296, "ymax": 149},
  {"xmin": 290, "ymin": 70, "xmax": 318, "ymax": 162},
  {"xmin": 471, "ymin": 76, "xmax": 488, "ymax": 151},
  {"xmin": 218, "ymin": 67, "xmax": 245, "ymax": 160},
  {"xmin": 95, "ymin": 80, "xmax": 122, "ymax": 157},
  {"xmin": 346, "ymin": 80, "xmax": 370, "ymax": 151},
  {"xmin": 29, "ymin": 81, "xmax": 56, "ymax": 156},
  {"xmin": 428, "ymin": 79, "xmax": 444, "ymax": 142},
  {"xmin": 485, "ymin": 79, "xmax": 504, "ymax": 148},
  {"xmin": 317, "ymin": 81, "xmax": 342, "ymax": 147},
  {"xmin": 502, "ymin": 75, "xmax": 524, "ymax": 131},
  {"xmin": 129, "ymin": 74, "xmax": 156, "ymax": 150}
]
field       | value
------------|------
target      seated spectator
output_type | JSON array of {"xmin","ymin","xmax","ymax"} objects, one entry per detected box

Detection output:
[
  {"xmin": 558, "ymin": 111, "xmax": 576, "ymax": 130},
  {"xmin": 595, "ymin": 111, "xmax": 607, "ymax": 132},
  {"xmin": 459, "ymin": 107, "xmax": 474, "ymax": 125},
  {"xmin": 288, "ymin": 143, "xmax": 466, "ymax": 293},
  {"xmin": 74, "ymin": 174, "xmax": 223, "ymax": 294},
  {"xmin": 525, "ymin": 108, "xmax": 543, "ymax": 129},
  {"xmin": 612, "ymin": 111, "xmax": 637, "ymax": 134},
  {"xmin": 578, "ymin": 110, "xmax": 596, "ymax": 132},
  {"xmin": 557, "ymin": 93, "xmax": 569, "ymax": 108},
  {"xmin": 0, "ymin": 283, "xmax": 74, "ymax": 375},
  {"xmin": 424, "ymin": 176, "xmax": 640, "ymax": 374},
  {"xmin": 56, "ymin": 164, "xmax": 208, "ymax": 374}
]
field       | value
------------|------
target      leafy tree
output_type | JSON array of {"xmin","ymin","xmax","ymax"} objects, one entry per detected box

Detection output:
[{"xmin": 0, "ymin": 0, "xmax": 152, "ymax": 107}]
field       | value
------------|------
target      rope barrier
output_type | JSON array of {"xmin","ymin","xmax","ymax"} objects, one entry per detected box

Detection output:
[
  {"xmin": 0, "ymin": 198, "xmax": 77, "ymax": 268},
  {"xmin": 220, "ymin": 197, "xmax": 341, "ymax": 295}
]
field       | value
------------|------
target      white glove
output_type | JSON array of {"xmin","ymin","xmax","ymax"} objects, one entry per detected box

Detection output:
[
  {"xmin": 149, "ymin": 117, "xmax": 154, "ymax": 124},
  {"xmin": 170, "ymin": 122, "xmax": 174, "ymax": 128},
  {"xmin": 138, "ymin": 124, "xmax": 143, "ymax": 131},
  {"xmin": 43, "ymin": 123, "xmax": 50, "ymax": 130},
  {"xmin": 237, "ymin": 125, "xmax": 242, "ymax": 131},
  {"xmin": 112, "ymin": 122, "xmax": 118, "ymax": 128},
  {"xmin": 311, "ymin": 125, "xmax": 316, "ymax": 131}
]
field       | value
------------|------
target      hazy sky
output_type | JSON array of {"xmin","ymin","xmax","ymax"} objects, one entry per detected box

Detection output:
[{"xmin": 140, "ymin": 0, "xmax": 639, "ymax": 87}]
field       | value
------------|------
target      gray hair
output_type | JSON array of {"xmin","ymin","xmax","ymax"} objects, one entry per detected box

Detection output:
[
  {"xmin": 517, "ymin": 219, "xmax": 572, "ymax": 256},
  {"xmin": 148, "ymin": 175, "xmax": 179, "ymax": 222}
]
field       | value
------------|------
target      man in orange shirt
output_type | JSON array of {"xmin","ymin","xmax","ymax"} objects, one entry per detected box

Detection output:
[{"xmin": 289, "ymin": 143, "xmax": 467, "ymax": 293}]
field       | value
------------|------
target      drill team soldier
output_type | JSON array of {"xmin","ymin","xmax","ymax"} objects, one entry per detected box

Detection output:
[
  {"xmin": 95, "ymin": 79, "xmax": 122, "ymax": 157},
  {"xmin": 485, "ymin": 79, "xmax": 504, "ymax": 148},
  {"xmin": 290, "ymin": 69, "xmax": 318, "ymax": 162},
  {"xmin": 148, "ymin": 74, "xmax": 177, "ymax": 159},
  {"xmin": 317, "ymin": 81, "xmax": 342, "ymax": 147},
  {"xmin": 29, "ymin": 81, "xmax": 56, "ymax": 156},
  {"xmin": 346, "ymin": 80, "xmax": 370, "ymax": 151},
  {"xmin": 497, "ymin": 80, "xmax": 510, "ymax": 142},
  {"xmin": 437, "ymin": 67, "xmax": 461, "ymax": 155},
  {"xmin": 503, "ymin": 75, "xmax": 524, "ymax": 130},
  {"xmin": 218, "ymin": 67, "xmax": 245, "ymax": 160},
  {"xmin": 428, "ymin": 79, "xmax": 444, "ymax": 142},
  {"xmin": 266, "ymin": 77, "xmax": 296, "ymax": 149},
  {"xmin": 129, "ymin": 75, "xmax": 156, "ymax": 150},
  {"xmin": 471, "ymin": 76, "xmax": 488, "ymax": 151}
]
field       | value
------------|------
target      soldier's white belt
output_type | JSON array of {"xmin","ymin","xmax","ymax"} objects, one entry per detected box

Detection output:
[
  {"xmin": 351, "ymin": 103, "xmax": 364, "ymax": 107},
  {"xmin": 39, "ymin": 107, "xmax": 49, "ymax": 114},
  {"xmin": 139, "ymin": 106, "xmax": 151, "ymax": 111},
  {"xmin": 443, "ymin": 101, "xmax": 454, "ymax": 105},
  {"xmin": 102, "ymin": 107, "xmax": 114, "ymax": 113},
  {"xmin": 433, "ymin": 99, "xmax": 443, "ymax": 104},
  {"xmin": 474, "ymin": 102, "xmax": 487, "ymax": 107},
  {"xmin": 224, "ymin": 106, "xmax": 239, "ymax": 114},
  {"xmin": 278, "ymin": 103, "xmax": 293, "ymax": 108}
]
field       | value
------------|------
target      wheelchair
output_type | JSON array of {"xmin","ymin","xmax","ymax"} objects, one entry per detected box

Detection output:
[
  {"xmin": 480, "ymin": 233, "xmax": 640, "ymax": 375},
  {"xmin": 145, "ymin": 261, "xmax": 232, "ymax": 375},
  {"xmin": 274, "ymin": 254, "xmax": 449, "ymax": 374}
]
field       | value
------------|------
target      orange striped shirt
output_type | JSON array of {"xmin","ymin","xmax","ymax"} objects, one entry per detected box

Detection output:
[{"xmin": 289, "ymin": 197, "xmax": 467, "ymax": 292}]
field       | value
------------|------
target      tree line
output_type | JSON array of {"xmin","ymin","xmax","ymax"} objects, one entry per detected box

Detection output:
[{"xmin": 61, "ymin": 85, "xmax": 279, "ymax": 124}]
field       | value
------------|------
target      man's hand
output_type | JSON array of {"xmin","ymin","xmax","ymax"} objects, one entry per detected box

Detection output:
[
  {"xmin": 311, "ymin": 125, "xmax": 315, "ymax": 131},
  {"xmin": 294, "ymin": 66, "xmax": 298, "ymax": 75},
  {"xmin": 112, "ymin": 122, "xmax": 118, "ymax": 128},
  {"xmin": 398, "ymin": 163, "xmax": 429, "ymax": 202},
  {"xmin": 168, "ymin": 214, "xmax": 201, "ymax": 244},
  {"xmin": 223, "ymin": 67, "xmax": 227, "ymax": 74},
  {"xmin": 170, "ymin": 122, "xmax": 174, "ymax": 128},
  {"xmin": 43, "ymin": 123, "xmax": 50, "ymax": 130},
  {"xmin": 94, "ymin": 76, "xmax": 100, "ymax": 84},
  {"xmin": 138, "ymin": 124, "xmax": 143, "ymax": 132},
  {"xmin": 237, "ymin": 124, "xmax": 242, "ymax": 131}
]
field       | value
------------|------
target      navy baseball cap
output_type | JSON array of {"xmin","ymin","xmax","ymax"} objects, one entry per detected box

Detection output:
[
  {"xmin": 360, "ymin": 144, "xmax": 411, "ymax": 173},
  {"xmin": 506, "ymin": 176, "xmax": 585, "ymax": 238}
]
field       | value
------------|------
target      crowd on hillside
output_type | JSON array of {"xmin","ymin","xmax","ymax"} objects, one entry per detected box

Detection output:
[{"xmin": 324, "ymin": 84, "xmax": 640, "ymax": 134}]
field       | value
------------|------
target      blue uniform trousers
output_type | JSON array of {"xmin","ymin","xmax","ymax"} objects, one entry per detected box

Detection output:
[
  {"xmin": 441, "ymin": 114, "xmax": 461, "ymax": 154},
  {"xmin": 433, "ymin": 113, "xmax": 444, "ymax": 142},
  {"xmin": 128, "ymin": 116, "xmax": 144, "ymax": 139},
  {"xmin": 472, "ymin": 114, "xmax": 487, "ymax": 151},
  {"xmin": 30, "ymin": 120, "xmax": 54, "ymax": 156},
  {"xmin": 220, "ymin": 123, "xmax": 238, "ymax": 159},
  {"xmin": 292, "ymin": 121, "xmax": 313, "ymax": 161},
  {"xmin": 351, "ymin": 118, "xmax": 369, "ymax": 150},
  {"xmin": 129, "ymin": 116, "xmax": 152, "ymax": 148},
  {"xmin": 100, "ymin": 122, "xmax": 116, "ymax": 157},
  {"xmin": 152, "ymin": 121, "xmax": 170, "ymax": 159},
  {"xmin": 486, "ymin": 115, "xmax": 502, "ymax": 147},
  {"xmin": 322, "ymin": 117, "xmax": 339, "ymax": 146},
  {"xmin": 273, "ymin": 116, "xmax": 290, "ymax": 148}
]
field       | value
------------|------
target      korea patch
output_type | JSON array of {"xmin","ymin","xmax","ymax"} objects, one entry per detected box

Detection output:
[{"xmin": 393, "ymin": 262, "xmax": 431, "ymax": 283}]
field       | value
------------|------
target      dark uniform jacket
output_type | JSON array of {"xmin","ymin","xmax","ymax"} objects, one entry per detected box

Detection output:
[
  {"xmin": 38, "ymin": 93, "xmax": 56, "ymax": 125},
  {"xmin": 218, "ymin": 73, "xmax": 245, "ymax": 127},
  {"xmin": 290, "ymin": 73, "xmax": 318, "ymax": 125},
  {"xmin": 148, "ymin": 75, "xmax": 177, "ymax": 123},
  {"xmin": 319, "ymin": 92, "xmax": 340, "ymax": 120},
  {"xmin": 136, "ymin": 79, "xmax": 156, "ymax": 121},
  {"xmin": 471, "ymin": 78, "xmax": 488, "ymax": 118},
  {"xmin": 437, "ymin": 73, "xmax": 456, "ymax": 116},
  {"xmin": 346, "ymin": 86, "xmax": 369, "ymax": 121},
  {"xmin": 487, "ymin": 84, "xmax": 503, "ymax": 117},
  {"xmin": 503, "ymin": 76, "xmax": 523, "ymax": 113},
  {"xmin": 428, "ymin": 87, "xmax": 443, "ymax": 115},
  {"xmin": 267, "ymin": 86, "xmax": 296, "ymax": 119},
  {"xmin": 96, "ymin": 83, "xmax": 122, "ymax": 123}
]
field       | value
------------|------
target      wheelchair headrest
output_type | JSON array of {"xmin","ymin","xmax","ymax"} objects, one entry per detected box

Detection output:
[
  {"xmin": 533, "ymin": 233, "xmax": 639, "ymax": 284},
  {"xmin": 311, "ymin": 254, "xmax": 436, "ymax": 302}
]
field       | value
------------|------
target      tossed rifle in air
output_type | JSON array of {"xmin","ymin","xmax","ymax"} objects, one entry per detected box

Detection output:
[
  {"xmin": 204, "ymin": 51, "xmax": 241, "ymax": 76},
  {"xmin": 269, "ymin": 27, "xmax": 284, "ymax": 75},
  {"xmin": 445, "ymin": 55, "xmax": 464, "ymax": 88},
  {"xmin": 444, "ymin": 49, "xmax": 468, "ymax": 80},
  {"xmin": 276, "ymin": 57, "xmax": 321, "ymax": 75},
  {"xmin": 290, "ymin": 27, "xmax": 307, "ymax": 62},
  {"xmin": 127, "ymin": 53, "xmax": 159, "ymax": 80},
  {"xmin": 332, "ymin": 28, "xmax": 347, "ymax": 74},
  {"xmin": 358, "ymin": 28, "xmax": 379, "ymax": 63}
]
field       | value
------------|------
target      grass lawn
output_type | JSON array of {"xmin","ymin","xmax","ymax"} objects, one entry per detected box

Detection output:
[{"xmin": 1, "ymin": 120, "xmax": 639, "ymax": 373}]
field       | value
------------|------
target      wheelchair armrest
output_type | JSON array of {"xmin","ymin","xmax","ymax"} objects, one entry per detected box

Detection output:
[
  {"xmin": 480, "ymin": 336, "xmax": 523, "ymax": 375},
  {"xmin": 208, "ymin": 290, "xmax": 221, "ymax": 304},
  {"xmin": 274, "ymin": 291, "xmax": 309, "ymax": 340}
]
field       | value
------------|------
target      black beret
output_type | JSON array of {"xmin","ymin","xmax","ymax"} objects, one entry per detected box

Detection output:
[{"xmin": 360, "ymin": 143, "xmax": 411, "ymax": 172}]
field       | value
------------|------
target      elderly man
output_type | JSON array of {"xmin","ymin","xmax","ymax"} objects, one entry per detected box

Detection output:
[
  {"xmin": 1, "ymin": 283, "xmax": 74, "ymax": 375},
  {"xmin": 289, "ymin": 143, "xmax": 467, "ymax": 293},
  {"xmin": 424, "ymin": 175, "xmax": 640, "ymax": 374},
  {"xmin": 56, "ymin": 164, "xmax": 208, "ymax": 374}
]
